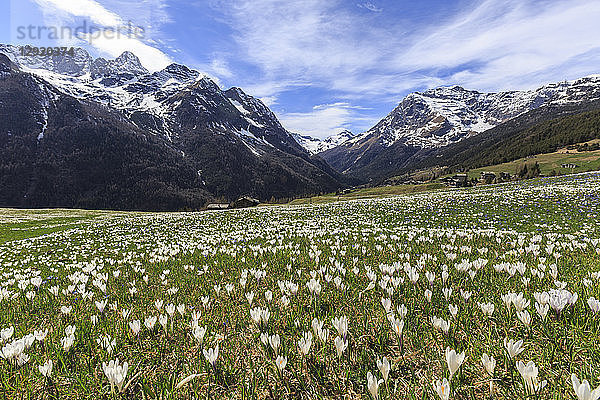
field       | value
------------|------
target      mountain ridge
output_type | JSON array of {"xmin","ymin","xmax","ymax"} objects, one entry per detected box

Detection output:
[
  {"xmin": 320, "ymin": 76, "xmax": 600, "ymax": 180},
  {"xmin": 293, "ymin": 129, "xmax": 356, "ymax": 154}
]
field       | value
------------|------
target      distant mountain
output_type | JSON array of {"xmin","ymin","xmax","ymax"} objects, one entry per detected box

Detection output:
[
  {"xmin": 0, "ymin": 45, "xmax": 346, "ymax": 210},
  {"xmin": 293, "ymin": 130, "xmax": 355, "ymax": 154},
  {"xmin": 321, "ymin": 77, "xmax": 600, "ymax": 180}
]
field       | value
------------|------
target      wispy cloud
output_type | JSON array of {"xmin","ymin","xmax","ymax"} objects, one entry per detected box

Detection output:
[
  {"xmin": 357, "ymin": 2, "xmax": 383, "ymax": 13},
  {"xmin": 33, "ymin": 0, "xmax": 122, "ymax": 26},
  {"xmin": 399, "ymin": 0, "xmax": 600, "ymax": 90},
  {"xmin": 279, "ymin": 103, "xmax": 371, "ymax": 139}
]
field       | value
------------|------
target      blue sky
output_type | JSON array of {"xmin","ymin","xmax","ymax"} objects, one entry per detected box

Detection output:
[{"xmin": 3, "ymin": 0, "xmax": 600, "ymax": 138}]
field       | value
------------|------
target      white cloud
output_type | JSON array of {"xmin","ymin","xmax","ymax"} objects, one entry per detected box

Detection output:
[
  {"xmin": 32, "ymin": 0, "xmax": 122, "ymax": 26},
  {"xmin": 233, "ymin": 79, "xmax": 313, "ymax": 108},
  {"xmin": 399, "ymin": 0, "xmax": 600, "ymax": 91},
  {"xmin": 216, "ymin": 0, "xmax": 385, "ymax": 83},
  {"xmin": 279, "ymin": 103, "xmax": 371, "ymax": 139},
  {"xmin": 78, "ymin": 33, "xmax": 172, "ymax": 71},
  {"xmin": 217, "ymin": 0, "xmax": 600, "ymax": 96},
  {"xmin": 31, "ymin": 0, "xmax": 173, "ymax": 71},
  {"xmin": 209, "ymin": 59, "xmax": 234, "ymax": 79},
  {"xmin": 259, "ymin": 96, "xmax": 278, "ymax": 107},
  {"xmin": 357, "ymin": 2, "xmax": 383, "ymax": 13}
]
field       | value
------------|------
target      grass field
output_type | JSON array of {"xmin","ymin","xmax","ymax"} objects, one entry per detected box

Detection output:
[
  {"xmin": 287, "ymin": 183, "xmax": 446, "ymax": 205},
  {"xmin": 1, "ymin": 173, "xmax": 600, "ymax": 399},
  {"xmin": 464, "ymin": 140, "xmax": 600, "ymax": 180}
]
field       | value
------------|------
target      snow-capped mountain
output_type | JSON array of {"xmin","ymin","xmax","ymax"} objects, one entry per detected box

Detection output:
[
  {"xmin": 350, "ymin": 79, "xmax": 600, "ymax": 149},
  {"xmin": 321, "ymin": 77, "xmax": 600, "ymax": 178},
  {"xmin": 293, "ymin": 130, "xmax": 355, "ymax": 154},
  {"xmin": 0, "ymin": 45, "xmax": 344, "ymax": 209}
]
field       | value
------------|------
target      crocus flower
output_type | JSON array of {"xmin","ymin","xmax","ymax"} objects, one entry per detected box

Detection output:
[
  {"xmin": 572, "ymin": 374, "xmax": 600, "ymax": 400},
  {"xmin": 298, "ymin": 331, "xmax": 312, "ymax": 356},
  {"xmin": 144, "ymin": 316, "xmax": 157, "ymax": 330},
  {"xmin": 102, "ymin": 358, "xmax": 128, "ymax": 394},
  {"xmin": 504, "ymin": 338, "xmax": 524, "ymax": 359},
  {"xmin": 275, "ymin": 355, "xmax": 287, "ymax": 372},
  {"xmin": 39, "ymin": 360, "xmax": 53, "ymax": 377},
  {"xmin": 367, "ymin": 371, "xmax": 383, "ymax": 399},
  {"xmin": 433, "ymin": 378, "xmax": 450, "ymax": 400},
  {"xmin": 377, "ymin": 356, "xmax": 390, "ymax": 383},
  {"xmin": 269, "ymin": 334, "xmax": 280, "ymax": 354},
  {"xmin": 192, "ymin": 326, "xmax": 207, "ymax": 344},
  {"xmin": 203, "ymin": 344, "xmax": 219, "ymax": 366},
  {"xmin": 332, "ymin": 316, "xmax": 349, "ymax": 339},
  {"xmin": 445, "ymin": 348, "xmax": 466, "ymax": 379},
  {"xmin": 516, "ymin": 360, "xmax": 547, "ymax": 394},
  {"xmin": 61, "ymin": 335, "xmax": 75, "ymax": 352},
  {"xmin": 481, "ymin": 353, "xmax": 496, "ymax": 376},
  {"xmin": 128, "ymin": 320, "xmax": 141, "ymax": 336},
  {"xmin": 334, "ymin": 336, "xmax": 347, "ymax": 358}
]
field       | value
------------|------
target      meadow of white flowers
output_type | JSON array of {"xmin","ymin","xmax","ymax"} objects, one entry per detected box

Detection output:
[{"xmin": 1, "ymin": 173, "xmax": 599, "ymax": 399}]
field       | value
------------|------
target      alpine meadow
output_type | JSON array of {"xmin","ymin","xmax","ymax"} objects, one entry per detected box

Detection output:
[
  {"xmin": 1, "ymin": 173, "xmax": 600, "ymax": 399},
  {"xmin": 2, "ymin": 0, "xmax": 600, "ymax": 399}
]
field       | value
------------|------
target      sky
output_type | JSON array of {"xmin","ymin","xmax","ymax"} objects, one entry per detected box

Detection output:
[{"xmin": 2, "ymin": 0, "xmax": 600, "ymax": 139}]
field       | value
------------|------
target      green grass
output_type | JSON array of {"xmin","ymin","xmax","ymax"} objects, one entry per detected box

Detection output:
[
  {"xmin": 0, "ymin": 209, "xmax": 109, "ymax": 243},
  {"xmin": 461, "ymin": 140, "xmax": 600, "ymax": 180},
  {"xmin": 288, "ymin": 182, "xmax": 446, "ymax": 205},
  {"xmin": 0, "ymin": 174, "xmax": 599, "ymax": 399}
]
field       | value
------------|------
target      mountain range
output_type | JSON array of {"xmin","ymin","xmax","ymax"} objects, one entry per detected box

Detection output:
[
  {"xmin": 318, "ymin": 77, "xmax": 600, "ymax": 180},
  {"xmin": 0, "ymin": 45, "xmax": 346, "ymax": 210},
  {"xmin": 1, "ymin": 44, "xmax": 599, "ymax": 210}
]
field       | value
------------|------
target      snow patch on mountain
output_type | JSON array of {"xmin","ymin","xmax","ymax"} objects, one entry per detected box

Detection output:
[
  {"xmin": 293, "ymin": 130, "xmax": 355, "ymax": 154},
  {"xmin": 230, "ymin": 99, "xmax": 250, "ymax": 115}
]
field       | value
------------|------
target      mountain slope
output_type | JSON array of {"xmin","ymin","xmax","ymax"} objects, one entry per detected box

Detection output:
[
  {"xmin": 321, "ymin": 77, "xmax": 600, "ymax": 180},
  {"xmin": 404, "ymin": 99, "xmax": 600, "ymax": 174},
  {"xmin": 0, "ymin": 46, "xmax": 345, "ymax": 210}
]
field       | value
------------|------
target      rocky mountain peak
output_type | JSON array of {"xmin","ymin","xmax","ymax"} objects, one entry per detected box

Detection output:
[
  {"xmin": 91, "ymin": 51, "xmax": 148, "ymax": 78},
  {"xmin": 162, "ymin": 63, "xmax": 199, "ymax": 82}
]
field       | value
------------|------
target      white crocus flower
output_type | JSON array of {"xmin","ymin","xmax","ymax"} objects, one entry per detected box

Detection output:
[
  {"xmin": 504, "ymin": 338, "xmax": 524, "ymax": 359},
  {"xmin": 433, "ymin": 378, "xmax": 451, "ymax": 400},
  {"xmin": 516, "ymin": 360, "xmax": 547, "ymax": 394},
  {"xmin": 38, "ymin": 360, "xmax": 53, "ymax": 377},
  {"xmin": 298, "ymin": 331, "xmax": 312, "ymax": 356},
  {"xmin": 481, "ymin": 353, "xmax": 496, "ymax": 376},
  {"xmin": 376, "ymin": 356, "xmax": 390, "ymax": 383},
  {"xmin": 445, "ymin": 347, "xmax": 466, "ymax": 379},
  {"xmin": 367, "ymin": 371, "xmax": 383, "ymax": 399},
  {"xmin": 334, "ymin": 336, "xmax": 347, "ymax": 358},
  {"xmin": 128, "ymin": 320, "xmax": 141, "ymax": 336},
  {"xmin": 275, "ymin": 355, "xmax": 287, "ymax": 373},
  {"xmin": 102, "ymin": 358, "xmax": 129, "ymax": 394},
  {"xmin": 203, "ymin": 344, "xmax": 219, "ymax": 366},
  {"xmin": 572, "ymin": 374, "xmax": 600, "ymax": 400}
]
